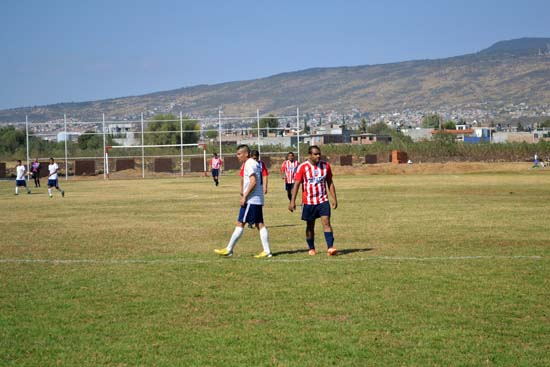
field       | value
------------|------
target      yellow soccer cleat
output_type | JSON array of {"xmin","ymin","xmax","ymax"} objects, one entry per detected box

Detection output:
[
  {"xmin": 254, "ymin": 251, "xmax": 273, "ymax": 258},
  {"xmin": 214, "ymin": 248, "xmax": 233, "ymax": 257}
]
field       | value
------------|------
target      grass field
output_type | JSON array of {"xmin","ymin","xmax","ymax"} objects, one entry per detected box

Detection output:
[{"xmin": 1, "ymin": 167, "xmax": 549, "ymax": 366}]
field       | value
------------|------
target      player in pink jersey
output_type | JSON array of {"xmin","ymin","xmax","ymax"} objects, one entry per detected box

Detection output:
[
  {"xmin": 280, "ymin": 151, "xmax": 298, "ymax": 201},
  {"xmin": 289, "ymin": 145, "xmax": 338, "ymax": 256},
  {"xmin": 210, "ymin": 153, "xmax": 222, "ymax": 186}
]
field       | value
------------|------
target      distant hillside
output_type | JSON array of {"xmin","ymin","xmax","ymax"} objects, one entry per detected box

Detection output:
[{"xmin": 1, "ymin": 37, "xmax": 549, "ymax": 122}]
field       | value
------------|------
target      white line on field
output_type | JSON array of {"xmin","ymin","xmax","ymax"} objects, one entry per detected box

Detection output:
[{"xmin": 0, "ymin": 255, "xmax": 543, "ymax": 265}]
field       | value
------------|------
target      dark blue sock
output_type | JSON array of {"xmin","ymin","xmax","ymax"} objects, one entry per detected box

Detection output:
[
  {"xmin": 306, "ymin": 238, "xmax": 315, "ymax": 250},
  {"xmin": 324, "ymin": 232, "xmax": 334, "ymax": 249}
]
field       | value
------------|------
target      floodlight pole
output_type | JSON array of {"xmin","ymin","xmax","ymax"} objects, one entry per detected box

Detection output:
[
  {"xmin": 102, "ymin": 113, "xmax": 106, "ymax": 180},
  {"xmin": 141, "ymin": 113, "xmax": 145, "ymax": 178},
  {"xmin": 296, "ymin": 108, "xmax": 300, "ymax": 163},
  {"xmin": 257, "ymin": 109, "xmax": 261, "ymax": 155},
  {"xmin": 25, "ymin": 115, "xmax": 30, "ymax": 174},
  {"xmin": 180, "ymin": 111, "xmax": 184, "ymax": 177},
  {"xmin": 218, "ymin": 109, "xmax": 222, "ymax": 172},
  {"xmin": 64, "ymin": 114, "xmax": 68, "ymax": 181}
]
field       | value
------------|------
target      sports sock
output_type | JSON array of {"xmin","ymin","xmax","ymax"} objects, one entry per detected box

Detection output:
[
  {"xmin": 226, "ymin": 226, "xmax": 244, "ymax": 252},
  {"xmin": 306, "ymin": 238, "xmax": 315, "ymax": 250},
  {"xmin": 324, "ymin": 232, "xmax": 334, "ymax": 248},
  {"xmin": 259, "ymin": 227, "xmax": 270, "ymax": 254},
  {"xmin": 15, "ymin": 187, "xmax": 19, "ymax": 194},
  {"xmin": 48, "ymin": 188, "xmax": 52, "ymax": 196}
]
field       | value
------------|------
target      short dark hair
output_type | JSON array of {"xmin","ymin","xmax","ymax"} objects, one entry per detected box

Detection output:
[
  {"xmin": 308, "ymin": 145, "xmax": 321, "ymax": 154},
  {"xmin": 213, "ymin": 152, "xmax": 218, "ymax": 157},
  {"xmin": 237, "ymin": 144, "xmax": 250, "ymax": 154},
  {"xmin": 49, "ymin": 157, "xmax": 54, "ymax": 161},
  {"xmin": 287, "ymin": 152, "xmax": 294, "ymax": 156},
  {"xmin": 17, "ymin": 160, "xmax": 21, "ymax": 164},
  {"xmin": 251, "ymin": 150, "xmax": 260, "ymax": 159}
]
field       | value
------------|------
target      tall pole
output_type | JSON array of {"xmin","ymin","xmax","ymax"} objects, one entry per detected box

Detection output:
[
  {"xmin": 218, "ymin": 109, "xmax": 222, "ymax": 171},
  {"xmin": 64, "ymin": 114, "xmax": 68, "ymax": 181},
  {"xmin": 257, "ymin": 109, "xmax": 261, "ymax": 155},
  {"xmin": 25, "ymin": 115, "xmax": 30, "ymax": 174},
  {"xmin": 102, "ymin": 113, "xmax": 106, "ymax": 180},
  {"xmin": 296, "ymin": 108, "xmax": 300, "ymax": 163},
  {"xmin": 141, "ymin": 112, "xmax": 145, "ymax": 178},
  {"xmin": 180, "ymin": 111, "xmax": 184, "ymax": 177}
]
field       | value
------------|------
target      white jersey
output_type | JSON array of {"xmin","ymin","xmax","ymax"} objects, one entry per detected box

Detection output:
[
  {"xmin": 243, "ymin": 157, "xmax": 264, "ymax": 205},
  {"xmin": 16, "ymin": 165, "xmax": 26, "ymax": 180},
  {"xmin": 48, "ymin": 163, "xmax": 59, "ymax": 180}
]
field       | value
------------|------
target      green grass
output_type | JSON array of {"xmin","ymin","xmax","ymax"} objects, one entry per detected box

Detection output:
[{"xmin": 1, "ymin": 172, "xmax": 549, "ymax": 366}]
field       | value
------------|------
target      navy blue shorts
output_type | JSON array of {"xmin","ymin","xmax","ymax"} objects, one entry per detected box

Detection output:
[
  {"xmin": 48, "ymin": 179, "xmax": 59, "ymax": 188},
  {"xmin": 16, "ymin": 179, "xmax": 27, "ymax": 187},
  {"xmin": 212, "ymin": 168, "xmax": 219, "ymax": 177},
  {"xmin": 301, "ymin": 201, "xmax": 331, "ymax": 222},
  {"xmin": 285, "ymin": 183, "xmax": 294, "ymax": 191},
  {"xmin": 237, "ymin": 204, "xmax": 264, "ymax": 225}
]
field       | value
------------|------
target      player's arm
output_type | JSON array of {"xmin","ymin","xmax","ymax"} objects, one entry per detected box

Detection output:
[
  {"xmin": 326, "ymin": 176, "xmax": 338, "ymax": 209},
  {"xmin": 240, "ymin": 174, "xmax": 257, "ymax": 206},
  {"xmin": 288, "ymin": 181, "xmax": 300, "ymax": 212},
  {"xmin": 280, "ymin": 163, "xmax": 286, "ymax": 180}
]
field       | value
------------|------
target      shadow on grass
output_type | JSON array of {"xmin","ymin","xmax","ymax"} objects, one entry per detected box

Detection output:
[
  {"xmin": 272, "ymin": 247, "xmax": 374, "ymax": 257},
  {"xmin": 269, "ymin": 224, "xmax": 301, "ymax": 229}
]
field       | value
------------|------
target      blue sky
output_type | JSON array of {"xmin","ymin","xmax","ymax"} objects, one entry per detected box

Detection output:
[{"xmin": 1, "ymin": 0, "xmax": 549, "ymax": 109}]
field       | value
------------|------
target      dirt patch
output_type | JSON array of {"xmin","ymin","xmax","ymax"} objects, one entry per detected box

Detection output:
[{"xmin": 333, "ymin": 162, "xmax": 542, "ymax": 175}]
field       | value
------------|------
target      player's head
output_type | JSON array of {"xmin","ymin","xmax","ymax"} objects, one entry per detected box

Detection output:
[
  {"xmin": 213, "ymin": 153, "xmax": 218, "ymax": 158},
  {"xmin": 251, "ymin": 150, "xmax": 260, "ymax": 161},
  {"xmin": 308, "ymin": 145, "xmax": 321, "ymax": 164},
  {"xmin": 236, "ymin": 144, "xmax": 250, "ymax": 163},
  {"xmin": 17, "ymin": 160, "xmax": 22, "ymax": 165},
  {"xmin": 287, "ymin": 152, "xmax": 295, "ymax": 161},
  {"xmin": 49, "ymin": 157, "xmax": 54, "ymax": 163}
]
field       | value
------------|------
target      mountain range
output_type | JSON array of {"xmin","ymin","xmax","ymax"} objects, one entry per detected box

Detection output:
[{"xmin": 1, "ymin": 37, "xmax": 549, "ymax": 122}]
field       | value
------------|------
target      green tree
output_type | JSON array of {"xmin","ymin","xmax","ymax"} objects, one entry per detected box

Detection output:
[
  {"xmin": 421, "ymin": 114, "xmax": 442, "ymax": 129},
  {"xmin": 78, "ymin": 130, "xmax": 115, "ymax": 150},
  {"xmin": 359, "ymin": 118, "xmax": 368, "ymax": 134},
  {"xmin": 259, "ymin": 114, "xmax": 278, "ymax": 137},
  {"xmin": 145, "ymin": 114, "xmax": 199, "ymax": 145},
  {"xmin": 442, "ymin": 120, "xmax": 456, "ymax": 130},
  {"xmin": 540, "ymin": 119, "xmax": 550, "ymax": 128}
]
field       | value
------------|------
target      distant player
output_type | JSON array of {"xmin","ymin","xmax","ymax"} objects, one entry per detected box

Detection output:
[
  {"xmin": 215, "ymin": 144, "xmax": 272, "ymax": 258},
  {"xmin": 14, "ymin": 160, "xmax": 31, "ymax": 195},
  {"xmin": 280, "ymin": 151, "xmax": 298, "ymax": 201},
  {"xmin": 47, "ymin": 157, "xmax": 65, "ymax": 198},
  {"xmin": 210, "ymin": 153, "xmax": 222, "ymax": 186},
  {"xmin": 31, "ymin": 158, "xmax": 41, "ymax": 187},
  {"xmin": 289, "ymin": 145, "xmax": 338, "ymax": 256}
]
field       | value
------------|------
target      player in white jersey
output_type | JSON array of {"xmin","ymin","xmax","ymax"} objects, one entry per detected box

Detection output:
[
  {"xmin": 215, "ymin": 144, "xmax": 272, "ymax": 258},
  {"xmin": 14, "ymin": 160, "xmax": 31, "ymax": 195},
  {"xmin": 47, "ymin": 157, "xmax": 65, "ymax": 198}
]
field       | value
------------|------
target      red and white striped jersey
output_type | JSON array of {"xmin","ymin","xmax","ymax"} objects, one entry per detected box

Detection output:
[
  {"xmin": 210, "ymin": 157, "xmax": 222, "ymax": 169},
  {"xmin": 294, "ymin": 160, "xmax": 333, "ymax": 205},
  {"xmin": 280, "ymin": 160, "xmax": 298, "ymax": 184}
]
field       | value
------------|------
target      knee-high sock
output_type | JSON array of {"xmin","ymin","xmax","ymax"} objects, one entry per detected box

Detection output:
[
  {"xmin": 259, "ymin": 227, "xmax": 270, "ymax": 253},
  {"xmin": 227, "ymin": 227, "xmax": 244, "ymax": 252},
  {"xmin": 324, "ymin": 232, "xmax": 334, "ymax": 248}
]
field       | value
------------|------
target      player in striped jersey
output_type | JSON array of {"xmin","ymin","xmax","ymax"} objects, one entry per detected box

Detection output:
[
  {"xmin": 289, "ymin": 145, "xmax": 338, "ymax": 256},
  {"xmin": 280, "ymin": 152, "xmax": 298, "ymax": 201}
]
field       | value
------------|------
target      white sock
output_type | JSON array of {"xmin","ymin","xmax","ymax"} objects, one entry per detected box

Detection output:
[
  {"xmin": 48, "ymin": 188, "xmax": 52, "ymax": 196},
  {"xmin": 227, "ymin": 226, "xmax": 244, "ymax": 252},
  {"xmin": 15, "ymin": 187, "xmax": 19, "ymax": 194},
  {"xmin": 259, "ymin": 227, "xmax": 271, "ymax": 254}
]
